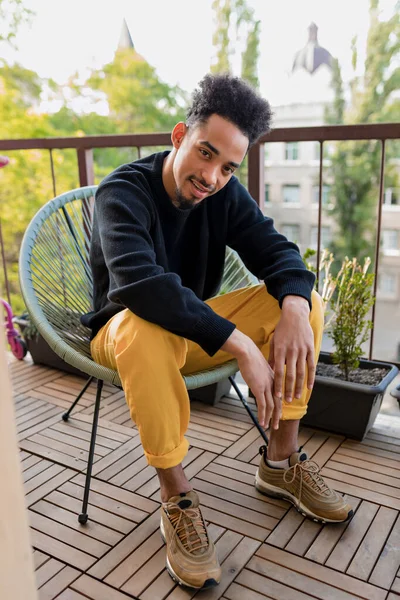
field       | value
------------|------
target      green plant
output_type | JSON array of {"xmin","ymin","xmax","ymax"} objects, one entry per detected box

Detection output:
[{"xmin": 328, "ymin": 257, "xmax": 375, "ymax": 380}]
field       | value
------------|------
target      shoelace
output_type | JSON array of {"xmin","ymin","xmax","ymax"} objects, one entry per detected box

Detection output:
[
  {"xmin": 164, "ymin": 503, "xmax": 208, "ymax": 554},
  {"xmin": 283, "ymin": 460, "xmax": 330, "ymax": 508}
]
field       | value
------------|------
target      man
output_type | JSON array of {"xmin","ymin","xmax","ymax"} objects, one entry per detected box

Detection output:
[{"xmin": 83, "ymin": 74, "xmax": 353, "ymax": 590}]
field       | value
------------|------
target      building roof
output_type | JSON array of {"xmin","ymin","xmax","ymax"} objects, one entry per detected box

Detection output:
[
  {"xmin": 118, "ymin": 18, "xmax": 134, "ymax": 50},
  {"xmin": 292, "ymin": 22, "xmax": 333, "ymax": 75}
]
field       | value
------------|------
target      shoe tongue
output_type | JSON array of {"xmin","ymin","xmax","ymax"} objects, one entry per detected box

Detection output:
[
  {"xmin": 289, "ymin": 450, "xmax": 308, "ymax": 467},
  {"xmin": 168, "ymin": 490, "xmax": 199, "ymax": 509}
]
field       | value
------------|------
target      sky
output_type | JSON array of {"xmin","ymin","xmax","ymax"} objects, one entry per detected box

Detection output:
[{"xmin": 1, "ymin": 0, "xmax": 397, "ymax": 106}]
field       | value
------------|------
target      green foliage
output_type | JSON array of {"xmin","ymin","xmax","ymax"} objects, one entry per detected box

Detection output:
[
  {"xmin": 211, "ymin": 0, "xmax": 260, "ymax": 88},
  {"xmin": 326, "ymin": 1, "xmax": 400, "ymax": 265},
  {"xmin": 0, "ymin": 0, "xmax": 32, "ymax": 47},
  {"xmin": 328, "ymin": 257, "xmax": 375, "ymax": 380},
  {"xmin": 86, "ymin": 48, "xmax": 187, "ymax": 133}
]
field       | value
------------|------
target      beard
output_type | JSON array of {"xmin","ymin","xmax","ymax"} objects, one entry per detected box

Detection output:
[
  {"xmin": 174, "ymin": 176, "xmax": 215, "ymax": 210},
  {"xmin": 174, "ymin": 187, "xmax": 196, "ymax": 211}
]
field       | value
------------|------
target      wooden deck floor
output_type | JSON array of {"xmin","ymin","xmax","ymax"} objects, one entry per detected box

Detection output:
[{"xmin": 9, "ymin": 355, "xmax": 400, "ymax": 600}]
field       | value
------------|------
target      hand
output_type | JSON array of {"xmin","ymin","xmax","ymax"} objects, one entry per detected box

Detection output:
[
  {"xmin": 221, "ymin": 329, "xmax": 281, "ymax": 430},
  {"xmin": 269, "ymin": 296, "xmax": 315, "ymax": 403}
]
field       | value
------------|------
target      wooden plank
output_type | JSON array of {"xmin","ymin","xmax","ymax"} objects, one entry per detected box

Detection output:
[
  {"xmin": 266, "ymin": 507, "xmax": 304, "ymax": 548},
  {"xmin": 326, "ymin": 500, "xmax": 379, "ymax": 571},
  {"xmin": 33, "ymin": 550, "xmax": 50, "ymax": 570},
  {"xmin": 325, "ymin": 460, "xmax": 400, "ymax": 490},
  {"xmin": 35, "ymin": 557, "xmax": 64, "ymax": 588},
  {"xmin": 233, "ymin": 570, "xmax": 316, "ymax": 600},
  {"xmin": 71, "ymin": 472, "xmax": 159, "ymax": 513},
  {"xmin": 186, "ymin": 435, "xmax": 228, "ymax": 454},
  {"xmin": 225, "ymin": 582, "xmax": 271, "ymax": 600},
  {"xmin": 223, "ymin": 426, "xmax": 261, "ymax": 459},
  {"xmin": 31, "ymin": 497, "xmax": 122, "ymax": 546},
  {"xmin": 256, "ymin": 544, "xmax": 387, "ymax": 600},
  {"xmin": 105, "ymin": 530, "xmax": 164, "ymax": 588},
  {"xmin": 321, "ymin": 476, "xmax": 400, "ymax": 511},
  {"xmin": 55, "ymin": 483, "xmax": 138, "ymax": 534},
  {"xmin": 201, "ymin": 505, "xmax": 269, "ymax": 541},
  {"xmin": 25, "ymin": 467, "xmax": 76, "ymax": 508},
  {"xmin": 19, "ymin": 439, "xmax": 88, "ymax": 471},
  {"xmin": 284, "ymin": 518, "xmax": 323, "ymax": 556},
  {"xmin": 72, "ymin": 574, "xmax": 135, "ymax": 599},
  {"xmin": 369, "ymin": 513, "xmax": 400, "ymax": 589},
  {"xmin": 347, "ymin": 506, "xmax": 398, "ymax": 581},
  {"xmin": 309, "ymin": 435, "xmax": 345, "ymax": 467},
  {"xmin": 87, "ymin": 510, "xmax": 160, "ymax": 579},
  {"xmin": 91, "ymin": 437, "xmax": 142, "ymax": 477},
  {"xmin": 95, "ymin": 444, "xmax": 145, "ymax": 482},
  {"xmin": 192, "ymin": 477, "xmax": 281, "ymax": 525},
  {"xmin": 29, "ymin": 510, "xmax": 110, "ymax": 557},
  {"xmin": 331, "ymin": 452, "xmax": 400, "ymax": 479},
  {"xmin": 196, "ymin": 468, "xmax": 287, "ymax": 519},
  {"xmin": 30, "ymin": 529, "xmax": 96, "ymax": 571},
  {"xmin": 305, "ymin": 496, "xmax": 361, "ymax": 563},
  {"xmin": 39, "ymin": 428, "xmax": 109, "ymax": 457},
  {"xmin": 37, "ymin": 565, "xmax": 80, "ymax": 600}
]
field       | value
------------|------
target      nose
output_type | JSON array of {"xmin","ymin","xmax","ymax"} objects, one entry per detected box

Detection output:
[{"xmin": 200, "ymin": 165, "xmax": 218, "ymax": 190}]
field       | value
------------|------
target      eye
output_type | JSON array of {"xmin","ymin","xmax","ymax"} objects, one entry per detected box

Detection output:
[
  {"xmin": 199, "ymin": 148, "xmax": 210, "ymax": 158},
  {"xmin": 223, "ymin": 165, "xmax": 234, "ymax": 174}
]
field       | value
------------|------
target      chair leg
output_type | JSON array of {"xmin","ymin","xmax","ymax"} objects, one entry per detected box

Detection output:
[
  {"xmin": 62, "ymin": 376, "xmax": 94, "ymax": 421},
  {"xmin": 78, "ymin": 378, "xmax": 103, "ymax": 525},
  {"xmin": 229, "ymin": 376, "xmax": 269, "ymax": 445}
]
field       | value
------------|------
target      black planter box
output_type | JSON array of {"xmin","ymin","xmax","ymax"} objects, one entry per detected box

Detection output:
[
  {"xmin": 16, "ymin": 318, "xmax": 86, "ymax": 378},
  {"xmin": 301, "ymin": 352, "xmax": 399, "ymax": 440}
]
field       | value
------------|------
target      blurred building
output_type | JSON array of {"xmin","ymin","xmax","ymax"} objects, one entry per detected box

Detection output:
[{"xmin": 264, "ymin": 24, "xmax": 400, "ymax": 361}]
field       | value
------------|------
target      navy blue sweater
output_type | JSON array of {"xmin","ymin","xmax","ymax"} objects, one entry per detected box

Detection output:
[{"xmin": 82, "ymin": 151, "xmax": 315, "ymax": 356}]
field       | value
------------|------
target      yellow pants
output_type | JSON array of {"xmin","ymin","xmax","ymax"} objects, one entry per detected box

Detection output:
[{"xmin": 91, "ymin": 284, "xmax": 323, "ymax": 469}]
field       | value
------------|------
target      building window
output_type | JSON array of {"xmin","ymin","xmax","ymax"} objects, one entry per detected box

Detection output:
[
  {"xmin": 281, "ymin": 224, "xmax": 300, "ymax": 243},
  {"xmin": 265, "ymin": 184, "xmax": 270, "ymax": 205},
  {"xmin": 313, "ymin": 185, "xmax": 331, "ymax": 205},
  {"xmin": 379, "ymin": 273, "xmax": 396, "ymax": 296},
  {"xmin": 285, "ymin": 142, "xmax": 299, "ymax": 161},
  {"xmin": 384, "ymin": 188, "xmax": 399, "ymax": 206},
  {"xmin": 310, "ymin": 226, "xmax": 332, "ymax": 249},
  {"xmin": 283, "ymin": 184, "xmax": 300, "ymax": 204},
  {"xmin": 382, "ymin": 229, "xmax": 399, "ymax": 254}
]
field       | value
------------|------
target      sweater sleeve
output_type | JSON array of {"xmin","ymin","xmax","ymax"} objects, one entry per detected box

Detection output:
[
  {"xmin": 226, "ymin": 180, "xmax": 315, "ymax": 308},
  {"xmin": 94, "ymin": 179, "xmax": 235, "ymax": 356}
]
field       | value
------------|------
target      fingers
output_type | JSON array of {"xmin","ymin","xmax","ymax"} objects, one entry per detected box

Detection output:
[
  {"xmin": 268, "ymin": 335, "xmax": 275, "ymax": 370},
  {"xmin": 307, "ymin": 349, "xmax": 316, "ymax": 390},
  {"xmin": 294, "ymin": 352, "xmax": 306, "ymax": 399},
  {"xmin": 284, "ymin": 354, "xmax": 296, "ymax": 402}
]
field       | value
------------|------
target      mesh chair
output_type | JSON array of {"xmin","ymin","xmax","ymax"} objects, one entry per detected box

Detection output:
[{"xmin": 19, "ymin": 186, "xmax": 268, "ymax": 524}]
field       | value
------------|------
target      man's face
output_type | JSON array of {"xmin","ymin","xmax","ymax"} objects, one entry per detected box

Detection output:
[{"xmin": 171, "ymin": 114, "xmax": 249, "ymax": 210}]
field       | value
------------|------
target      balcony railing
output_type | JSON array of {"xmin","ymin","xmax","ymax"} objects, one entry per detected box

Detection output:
[{"xmin": 1, "ymin": 123, "xmax": 399, "ymax": 363}]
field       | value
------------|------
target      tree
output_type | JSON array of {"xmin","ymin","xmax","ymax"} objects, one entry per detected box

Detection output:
[
  {"xmin": 85, "ymin": 48, "xmax": 187, "ymax": 134},
  {"xmin": 0, "ymin": 0, "xmax": 32, "ymax": 47},
  {"xmin": 326, "ymin": 0, "xmax": 400, "ymax": 265},
  {"xmin": 211, "ymin": 0, "xmax": 261, "ymax": 89}
]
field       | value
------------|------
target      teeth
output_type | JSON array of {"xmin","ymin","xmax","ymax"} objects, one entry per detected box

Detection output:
[{"xmin": 192, "ymin": 180, "xmax": 205, "ymax": 192}]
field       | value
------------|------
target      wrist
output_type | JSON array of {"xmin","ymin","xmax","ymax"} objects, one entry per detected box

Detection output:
[
  {"xmin": 282, "ymin": 295, "xmax": 310, "ymax": 315},
  {"xmin": 221, "ymin": 328, "xmax": 252, "ymax": 359}
]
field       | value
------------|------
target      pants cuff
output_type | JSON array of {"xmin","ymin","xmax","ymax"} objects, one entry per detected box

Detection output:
[
  {"xmin": 144, "ymin": 437, "xmax": 190, "ymax": 469},
  {"xmin": 281, "ymin": 403, "xmax": 308, "ymax": 421}
]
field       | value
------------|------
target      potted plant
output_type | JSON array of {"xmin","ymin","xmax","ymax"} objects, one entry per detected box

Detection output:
[
  {"xmin": 301, "ymin": 252, "xmax": 398, "ymax": 440},
  {"xmin": 14, "ymin": 313, "xmax": 86, "ymax": 378}
]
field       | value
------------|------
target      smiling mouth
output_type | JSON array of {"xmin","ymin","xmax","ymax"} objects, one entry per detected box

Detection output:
[{"xmin": 190, "ymin": 178, "xmax": 212, "ymax": 197}]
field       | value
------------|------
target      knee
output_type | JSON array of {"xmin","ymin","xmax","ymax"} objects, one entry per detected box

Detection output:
[
  {"xmin": 310, "ymin": 290, "xmax": 324, "ymax": 333},
  {"xmin": 115, "ymin": 310, "xmax": 187, "ymax": 364}
]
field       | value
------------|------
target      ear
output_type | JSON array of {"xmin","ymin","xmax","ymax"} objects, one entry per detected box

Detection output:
[{"xmin": 171, "ymin": 122, "xmax": 188, "ymax": 149}]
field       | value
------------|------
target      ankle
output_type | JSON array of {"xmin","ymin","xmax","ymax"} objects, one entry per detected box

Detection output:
[
  {"xmin": 156, "ymin": 464, "xmax": 192, "ymax": 503},
  {"xmin": 267, "ymin": 446, "xmax": 297, "ymax": 462}
]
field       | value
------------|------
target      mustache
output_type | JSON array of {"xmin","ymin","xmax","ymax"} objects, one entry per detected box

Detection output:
[{"xmin": 189, "ymin": 177, "xmax": 215, "ymax": 193}]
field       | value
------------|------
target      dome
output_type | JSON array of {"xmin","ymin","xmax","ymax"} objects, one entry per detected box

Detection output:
[{"xmin": 292, "ymin": 23, "xmax": 333, "ymax": 75}]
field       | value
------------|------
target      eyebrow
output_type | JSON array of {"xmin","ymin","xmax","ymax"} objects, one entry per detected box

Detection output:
[{"xmin": 200, "ymin": 140, "xmax": 240, "ymax": 169}]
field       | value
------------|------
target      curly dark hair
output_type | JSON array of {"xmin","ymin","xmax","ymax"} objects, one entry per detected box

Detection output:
[{"xmin": 186, "ymin": 73, "xmax": 272, "ymax": 146}]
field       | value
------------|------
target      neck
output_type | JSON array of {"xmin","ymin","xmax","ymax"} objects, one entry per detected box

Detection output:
[{"xmin": 162, "ymin": 150, "xmax": 177, "ymax": 205}]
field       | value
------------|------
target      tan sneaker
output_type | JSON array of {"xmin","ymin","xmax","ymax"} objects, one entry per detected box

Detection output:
[
  {"xmin": 160, "ymin": 490, "xmax": 221, "ymax": 589},
  {"xmin": 255, "ymin": 446, "xmax": 353, "ymax": 524}
]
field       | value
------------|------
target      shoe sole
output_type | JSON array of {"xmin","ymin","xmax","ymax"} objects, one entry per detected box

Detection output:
[
  {"xmin": 160, "ymin": 520, "xmax": 219, "ymax": 590},
  {"xmin": 255, "ymin": 471, "xmax": 354, "ymax": 524}
]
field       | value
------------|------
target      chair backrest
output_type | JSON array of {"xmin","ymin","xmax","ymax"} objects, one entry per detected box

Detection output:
[
  {"xmin": 20, "ymin": 187, "xmax": 96, "ymax": 367},
  {"xmin": 20, "ymin": 186, "xmax": 257, "ymax": 370}
]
